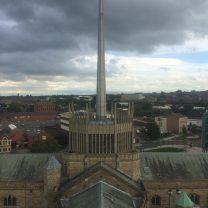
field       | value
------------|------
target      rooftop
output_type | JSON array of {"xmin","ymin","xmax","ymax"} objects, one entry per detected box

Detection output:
[
  {"xmin": 141, "ymin": 152, "xmax": 208, "ymax": 181},
  {"xmin": 0, "ymin": 154, "xmax": 60, "ymax": 182},
  {"xmin": 60, "ymin": 181, "xmax": 139, "ymax": 208}
]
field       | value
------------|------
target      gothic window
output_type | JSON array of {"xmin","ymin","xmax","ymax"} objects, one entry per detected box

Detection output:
[
  {"xmin": 190, "ymin": 193, "xmax": 200, "ymax": 204},
  {"xmin": 3, "ymin": 195, "xmax": 16, "ymax": 206},
  {"xmin": 151, "ymin": 195, "xmax": 161, "ymax": 205}
]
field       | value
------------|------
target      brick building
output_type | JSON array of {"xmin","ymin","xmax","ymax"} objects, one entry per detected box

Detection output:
[
  {"xmin": 0, "ymin": 112, "xmax": 58, "ymax": 123},
  {"xmin": 34, "ymin": 102, "xmax": 56, "ymax": 113},
  {"xmin": 166, "ymin": 113, "xmax": 187, "ymax": 134}
]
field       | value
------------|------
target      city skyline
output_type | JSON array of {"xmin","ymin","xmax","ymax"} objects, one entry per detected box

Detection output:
[{"xmin": 0, "ymin": 0, "xmax": 208, "ymax": 95}]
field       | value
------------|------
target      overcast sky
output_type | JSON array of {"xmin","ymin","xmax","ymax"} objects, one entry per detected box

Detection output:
[{"xmin": 0, "ymin": 0, "xmax": 208, "ymax": 95}]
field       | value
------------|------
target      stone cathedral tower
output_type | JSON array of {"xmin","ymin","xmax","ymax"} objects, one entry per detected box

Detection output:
[{"xmin": 62, "ymin": 0, "xmax": 140, "ymax": 180}]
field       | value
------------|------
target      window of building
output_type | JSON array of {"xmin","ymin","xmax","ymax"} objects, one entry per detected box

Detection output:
[
  {"xmin": 3, "ymin": 195, "xmax": 16, "ymax": 206},
  {"xmin": 190, "ymin": 194, "xmax": 200, "ymax": 204},
  {"xmin": 151, "ymin": 195, "xmax": 161, "ymax": 205},
  {"xmin": 3, "ymin": 140, "xmax": 7, "ymax": 146}
]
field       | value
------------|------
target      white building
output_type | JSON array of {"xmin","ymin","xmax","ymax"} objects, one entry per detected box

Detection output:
[
  {"xmin": 153, "ymin": 105, "xmax": 171, "ymax": 110},
  {"xmin": 155, "ymin": 116, "xmax": 167, "ymax": 133},
  {"xmin": 60, "ymin": 112, "xmax": 70, "ymax": 131}
]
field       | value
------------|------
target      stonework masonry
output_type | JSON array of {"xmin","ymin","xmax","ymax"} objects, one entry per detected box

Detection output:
[
  {"xmin": 62, "ymin": 151, "xmax": 140, "ymax": 180},
  {"xmin": 143, "ymin": 180, "xmax": 208, "ymax": 208},
  {"xmin": 0, "ymin": 182, "xmax": 46, "ymax": 208}
]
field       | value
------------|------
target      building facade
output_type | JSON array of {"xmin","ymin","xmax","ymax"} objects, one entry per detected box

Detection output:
[
  {"xmin": 155, "ymin": 116, "xmax": 167, "ymax": 134},
  {"xmin": 34, "ymin": 102, "xmax": 56, "ymax": 113},
  {"xmin": 0, "ymin": 136, "xmax": 11, "ymax": 153},
  {"xmin": 166, "ymin": 113, "xmax": 188, "ymax": 134}
]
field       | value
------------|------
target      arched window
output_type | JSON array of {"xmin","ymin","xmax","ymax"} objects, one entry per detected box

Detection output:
[
  {"xmin": 190, "ymin": 194, "xmax": 200, "ymax": 205},
  {"xmin": 2, "ymin": 138, "xmax": 8, "ymax": 146},
  {"xmin": 3, "ymin": 195, "xmax": 17, "ymax": 206},
  {"xmin": 151, "ymin": 195, "xmax": 161, "ymax": 205}
]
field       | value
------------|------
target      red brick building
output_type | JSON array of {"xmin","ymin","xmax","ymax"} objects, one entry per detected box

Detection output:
[
  {"xmin": 167, "ymin": 113, "xmax": 187, "ymax": 134},
  {"xmin": 0, "ymin": 112, "xmax": 57, "ymax": 122},
  {"xmin": 34, "ymin": 102, "xmax": 56, "ymax": 113}
]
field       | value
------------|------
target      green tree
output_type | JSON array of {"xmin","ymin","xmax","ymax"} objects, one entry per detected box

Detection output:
[
  {"xmin": 190, "ymin": 124, "xmax": 197, "ymax": 134},
  {"xmin": 8, "ymin": 102, "xmax": 22, "ymax": 112},
  {"xmin": 30, "ymin": 138, "xmax": 62, "ymax": 153},
  {"xmin": 146, "ymin": 122, "xmax": 161, "ymax": 140},
  {"xmin": 182, "ymin": 126, "xmax": 187, "ymax": 136}
]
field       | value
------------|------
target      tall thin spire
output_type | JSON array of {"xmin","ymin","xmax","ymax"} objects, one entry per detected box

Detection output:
[{"xmin": 96, "ymin": 0, "xmax": 106, "ymax": 121}]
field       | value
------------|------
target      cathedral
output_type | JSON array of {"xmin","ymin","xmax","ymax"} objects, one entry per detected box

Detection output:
[{"xmin": 0, "ymin": 0, "xmax": 208, "ymax": 208}]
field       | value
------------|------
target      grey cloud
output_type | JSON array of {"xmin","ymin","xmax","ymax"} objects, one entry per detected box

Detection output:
[
  {"xmin": 0, "ymin": 0, "xmax": 208, "ymax": 92},
  {"xmin": 1, "ymin": 0, "xmax": 208, "ymax": 53}
]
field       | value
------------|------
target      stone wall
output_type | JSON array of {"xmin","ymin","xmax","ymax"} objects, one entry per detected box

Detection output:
[
  {"xmin": 44, "ymin": 169, "xmax": 61, "ymax": 194},
  {"xmin": 61, "ymin": 169, "xmax": 141, "ymax": 197},
  {"xmin": 143, "ymin": 180, "xmax": 208, "ymax": 208},
  {"xmin": 0, "ymin": 181, "xmax": 46, "ymax": 208},
  {"xmin": 62, "ymin": 151, "xmax": 140, "ymax": 180}
]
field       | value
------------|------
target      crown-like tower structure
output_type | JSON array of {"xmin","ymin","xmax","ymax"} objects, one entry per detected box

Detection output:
[
  {"xmin": 96, "ymin": 0, "xmax": 106, "ymax": 120},
  {"xmin": 63, "ymin": 0, "xmax": 140, "ymax": 181}
]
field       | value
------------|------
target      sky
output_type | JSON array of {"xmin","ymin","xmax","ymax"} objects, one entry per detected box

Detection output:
[{"xmin": 0, "ymin": 0, "xmax": 208, "ymax": 95}]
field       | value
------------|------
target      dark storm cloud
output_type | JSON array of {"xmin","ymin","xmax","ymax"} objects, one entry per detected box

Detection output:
[{"xmin": 0, "ymin": 0, "xmax": 208, "ymax": 82}]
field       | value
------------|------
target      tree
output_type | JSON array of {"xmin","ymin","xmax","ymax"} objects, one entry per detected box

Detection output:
[
  {"xmin": 54, "ymin": 133, "xmax": 68, "ymax": 147},
  {"xmin": 8, "ymin": 102, "xmax": 22, "ymax": 112},
  {"xmin": 190, "ymin": 124, "xmax": 198, "ymax": 134},
  {"xmin": 182, "ymin": 126, "xmax": 187, "ymax": 136},
  {"xmin": 30, "ymin": 138, "xmax": 62, "ymax": 153},
  {"xmin": 146, "ymin": 122, "xmax": 161, "ymax": 140}
]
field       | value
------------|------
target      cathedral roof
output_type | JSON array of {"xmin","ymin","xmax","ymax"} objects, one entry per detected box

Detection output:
[
  {"xmin": 141, "ymin": 152, "xmax": 208, "ymax": 181},
  {"xmin": 0, "ymin": 154, "xmax": 61, "ymax": 182},
  {"xmin": 59, "ymin": 181, "xmax": 138, "ymax": 208}
]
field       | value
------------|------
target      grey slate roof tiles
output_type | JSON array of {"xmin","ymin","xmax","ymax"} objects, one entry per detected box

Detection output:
[
  {"xmin": 140, "ymin": 152, "xmax": 208, "ymax": 180},
  {"xmin": 0, "ymin": 154, "xmax": 60, "ymax": 181},
  {"xmin": 60, "ymin": 181, "xmax": 136, "ymax": 208}
]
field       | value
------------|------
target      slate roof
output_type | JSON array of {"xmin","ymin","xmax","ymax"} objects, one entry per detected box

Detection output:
[
  {"xmin": 44, "ymin": 156, "xmax": 61, "ymax": 170},
  {"xmin": 0, "ymin": 127, "xmax": 12, "ymax": 137},
  {"xmin": 0, "ymin": 154, "xmax": 60, "ymax": 182},
  {"xmin": 59, "ymin": 181, "xmax": 138, "ymax": 208},
  {"xmin": 140, "ymin": 153, "xmax": 208, "ymax": 181}
]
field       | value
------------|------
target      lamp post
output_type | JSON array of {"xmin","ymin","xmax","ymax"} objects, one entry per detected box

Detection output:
[
  {"xmin": 176, "ymin": 189, "xmax": 182, "ymax": 195},
  {"xmin": 167, "ymin": 189, "xmax": 173, "ymax": 208}
]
